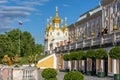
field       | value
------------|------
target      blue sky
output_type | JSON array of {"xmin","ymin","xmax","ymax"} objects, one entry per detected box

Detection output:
[{"xmin": 0, "ymin": 0, "xmax": 100, "ymax": 45}]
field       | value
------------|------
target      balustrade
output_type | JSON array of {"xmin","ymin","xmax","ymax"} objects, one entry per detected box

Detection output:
[{"xmin": 55, "ymin": 31, "xmax": 120, "ymax": 53}]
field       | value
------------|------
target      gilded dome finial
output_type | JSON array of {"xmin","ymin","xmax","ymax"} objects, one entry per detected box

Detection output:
[
  {"xmin": 56, "ymin": 6, "xmax": 58, "ymax": 17},
  {"xmin": 53, "ymin": 6, "xmax": 61, "ymax": 23}
]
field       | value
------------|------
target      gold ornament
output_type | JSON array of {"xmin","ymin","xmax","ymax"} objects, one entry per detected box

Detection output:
[
  {"xmin": 53, "ymin": 7, "xmax": 61, "ymax": 23},
  {"xmin": 91, "ymin": 32, "xmax": 95, "ymax": 37},
  {"xmin": 83, "ymin": 33, "xmax": 86, "ymax": 39},
  {"xmin": 113, "ymin": 24, "xmax": 118, "ymax": 31}
]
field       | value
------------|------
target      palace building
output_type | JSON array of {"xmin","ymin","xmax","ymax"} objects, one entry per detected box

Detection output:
[
  {"xmin": 37, "ymin": 7, "xmax": 69, "ymax": 69},
  {"xmin": 44, "ymin": 7, "xmax": 68, "ymax": 54},
  {"xmin": 55, "ymin": 0, "xmax": 120, "ymax": 77},
  {"xmin": 37, "ymin": 0, "xmax": 120, "ymax": 77}
]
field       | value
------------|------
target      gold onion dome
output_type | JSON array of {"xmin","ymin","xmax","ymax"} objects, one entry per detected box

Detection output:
[
  {"xmin": 49, "ymin": 22, "xmax": 53, "ymax": 30},
  {"xmin": 52, "ymin": 6, "xmax": 61, "ymax": 23}
]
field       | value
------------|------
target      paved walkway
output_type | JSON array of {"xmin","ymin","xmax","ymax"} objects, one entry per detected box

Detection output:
[{"xmin": 39, "ymin": 70, "xmax": 114, "ymax": 80}]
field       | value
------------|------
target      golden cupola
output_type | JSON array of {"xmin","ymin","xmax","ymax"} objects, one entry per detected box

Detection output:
[{"xmin": 52, "ymin": 6, "xmax": 61, "ymax": 23}]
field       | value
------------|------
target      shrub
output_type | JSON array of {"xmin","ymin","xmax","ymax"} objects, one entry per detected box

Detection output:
[
  {"xmin": 41, "ymin": 68, "xmax": 57, "ymax": 79},
  {"xmin": 86, "ymin": 49, "xmax": 96, "ymax": 58},
  {"xmin": 109, "ymin": 46, "xmax": 120, "ymax": 59},
  {"xmin": 95, "ymin": 48, "xmax": 108, "ymax": 59},
  {"xmin": 63, "ymin": 54, "xmax": 70, "ymax": 61},
  {"xmin": 76, "ymin": 51, "xmax": 86, "ymax": 60},
  {"xmin": 47, "ymin": 78, "xmax": 57, "ymax": 80},
  {"xmin": 64, "ymin": 71, "xmax": 84, "ymax": 80},
  {"xmin": 69, "ymin": 52, "xmax": 78, "ymax": 60}
]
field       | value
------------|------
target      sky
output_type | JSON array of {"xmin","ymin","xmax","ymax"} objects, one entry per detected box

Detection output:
[{"xmin": 0, "ymin": 0, "xmax": 100, "ymax": 45}]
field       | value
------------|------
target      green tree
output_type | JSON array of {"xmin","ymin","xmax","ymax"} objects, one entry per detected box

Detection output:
[
  {"xmin": 6, "ymin": 29, "xmax": 21, "ymax": 55},
  {"xmin": 70, "ymin": 52, "xmax": 78, "ymax": 71},
  {"xmin": 109, "ymin": 46, "xmax": 120, "ymax": 80},
  {"xmin": 86, "ymin": 49, "xmax": 96, "ymax": 75},
  {"xmin": 20, "ymin": 31, "xmax": 35, "ymax": 56},
  {"xmin": 95, "ymin": 48, "xmax": 107, "ymax": 77},
  {"xmin": 76, "ymin": 51, "xmax": 86, "ymax": 71},
  {"xmin": 0, "ymin": 29, "xmax": 44, "ymax": 64},
  {"xmin": 34, "ymin": 44, "xmax": 44, "ymax": 55}
]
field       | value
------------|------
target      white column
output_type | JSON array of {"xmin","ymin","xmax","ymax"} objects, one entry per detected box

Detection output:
[
  {"xmin": 113, "ymin": 59, "xmax": 117, "ymax": 74},
  {"xmin": 83, "ymin": 41, "xmax": 85, "ymax": 48},
  {"xmin": 82, "ymin": 60, "xmax": 84, "ymax": 72},
  {"xmin": 101, "ymin": 60, "xmax": 104, "ymax": 72},
  {"xmin": 91, "ymin": 39, "xmax": 93, "ymax": 46},
  {"xmin": 68, "ymin": 61, "xmax": 71, "ymax": 71},
  {"xmin": 74, "ymin": 61, "xmax": 77, "ymax": 70}
]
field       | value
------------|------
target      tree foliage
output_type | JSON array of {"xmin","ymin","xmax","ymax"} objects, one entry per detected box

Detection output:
[
  {"xmin": 95, "ymin": 48, "xmax": 108, "ymax": 59},
  {"xmin": 0, "ymin": 29, "xmax": 44, "ymax": 63},
  {"xmin": 76, "ymin": 51, "xmax": 86, "ymax": 60},
  {"xmin": 109, "ymin": 46, "xmax": 120, "ymax": 59},
  {"xmin": 63, "ymin": 54, "xmax": 70, "ymax": 61},
  {"xmin": 86, "ymin": 49, "xmax": 96, "ymax": 58},
  {"xmin": 69, "ymin": 52, "xmax": 78, "ymax": 60}
]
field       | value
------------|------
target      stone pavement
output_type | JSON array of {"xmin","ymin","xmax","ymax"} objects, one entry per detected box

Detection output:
[{"xmin": 39, "ymin": 70, "xmax": 114, "ymax": 80}]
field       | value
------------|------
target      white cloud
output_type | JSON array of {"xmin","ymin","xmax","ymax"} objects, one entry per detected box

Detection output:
[
  {"xmin": 22, "ymin": 1, "xmax": 43, "ymax": 6},
  {"xmin": 0, "ymin": 0, "xmax": 50, "ymax": 32},
  {"xmin": 63, "ymin": 4, "xmax": 69, "ymax": 7},
  {"xmin": 0, "ymin": 1, "xmax": 8, "ymax": 4}
]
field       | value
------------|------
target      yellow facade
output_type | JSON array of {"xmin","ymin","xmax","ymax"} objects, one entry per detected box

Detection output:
[{"xmin": 37, "ymin": 56, "xmax": 54, "ymax": 68}]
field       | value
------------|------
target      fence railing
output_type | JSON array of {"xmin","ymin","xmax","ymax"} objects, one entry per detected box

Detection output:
[{"xmin": 55, "ymin": 31, "xmax": 120, "ymax": 52}]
